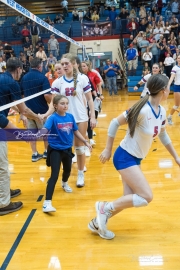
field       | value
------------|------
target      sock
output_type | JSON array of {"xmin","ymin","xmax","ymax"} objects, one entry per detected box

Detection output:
[
  {"xmin": 33, "ymin": 151, "xmax": 38, "ymax": 155},
  {"xmin": 104, "ymin": 202, "xmax": 115, "ymax": 212},
  {"xmin": 168, "ymin": 114, "xmax": 172, "ymax": 118},
  {"xmin": 78, "ymin": 170, "xmax": 84, "ymax": 175}
]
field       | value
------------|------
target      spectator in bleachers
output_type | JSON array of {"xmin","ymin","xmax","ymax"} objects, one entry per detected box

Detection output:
[
  {"xmin": 59, "ymin": 16, "xmax": 65, "ymax": 24},
  {"xmin": 22, "ymin": 37, "xmax": 32, "ymax": 54},
  {"xmin": 139, "ymin": 18, "xmax": 149, "ymax": 32},
  {"xmin": 4, "ymin": 43, "xmax": 13, "ymax": 61},
  {"xmin": 173, "ymin": 48, "xmax": 180, "ymax": 60},
  {"xmin": 125, "ymin": 43, "xmax": 138, "ymax": 76},
  {"xmin": 164, "ymin": 52, "xmax": 175, "ymax": 77},
  {"xmin": 22, "ymin": 55, "xmax": 30, "ymax": 75},
  {"xmin": 54, "ymin": 15, "xmax": 60, "ymax": 24},
  {"xmin": 84, "ymin": 8, "xmax": 92, "ymax": 21},
  {"xmin": 72, "ymin": 8, "xmax": 79, "ymax": 21},
  {"xmin": 119, "ymin": 7, "xmax": 129, "ymax": 19},
  {"xmin": 48, "ymin": 34, "xmax": 59, "ymax": 58},
  {"xmin": 157, "ymin": 0, "xmax": 163, "ymax": 14},
  {"xmin": 169, "ymin": 39, "xmax": 177, "ymax": 55},
  {"xmin": 21, "ymin": 25, "xmax": 30, "ymax": 43},
  {"xmin": 170, "ymin": 14, "xmax": 178, "ymax": 23},
  {"xmin": 104, "ymin": 58, "xmax": 118, "ymax": 95},
  {"xmin": 129, "ymin": 9, "xmax": 137, "ymax": 19},
  {"xmin": 107, "ymin": 6, "xmax": 117, "ymax": 33},
  {"xmin": 159, "ymin": 61, "xmax": 165, "ymax": 74},
  {"xmin": 46, "ymin": 53, "xmax": 57, "ymax": 68},
  {"xmin": 0, "ymin": 41, "xmax": 4, "ymax": 57},
  {"xmin": 139, "ymin": 35, "xmax": 150, "ymax": 60},
  {"xmin": 30, "ymin": 22, "xmax": 40, "ymax": 49},
  {"xmin": 45, "ymin": 64, "xmax": 59, "ymax": 86},
  {"xmin": 171, "ymin": 0, "xmax": 179, "ymax": 15},
  {"xmin": 36, "ymin": 46, "xmax": 47, "ymax": 74},
  {"xmin": 142, "ymin": 62, "xmax": 150, "ymax": 76},
  {"xmin": 0, "ymin": 57, "xmax": 6, "ymax": 73},
  {"xmin": 153, "ymin": 23, "xmax": 164, "ymax": 41},
  {"xmin": 78, "ymin": 9, "xmax": 84, "ymax": 22},
  {"xmin": 19, "ymin": 51, "xmax": 25, "ymax": 62},
  {"xmin": 26, "ymin": 45, "xmax": 34, "ymax": 61},
  {"xmin": 45, "ymin": 16, "xmax": 54, "ymax": 26},
  {"xmin": 15, "ymin": 15, "xmax": 24, "ymax": 26},
  {"xmin": 35, "ymin": 36, "xmax": 44, "ymax": 53},
  {"xmin": 139, "ymin": 6, "xmax": 146, "ymax": 20},
  {"xmin": 61, "ymin": 0, "xmax": 68, "ymax": 17},
  {"xmin": 170, "ymin": 17, "xmax": 179, "ymax": 36},
  {"xmin": 163, "ymin": 21, "xmax": 171, "ymax": 40},
  {"xmin": 149, "ymin": 38, "xmax": 159, "ymax": 63},
  {"xmin": 158, "ymin": 37, "xmax": 167, "ymax": 62},
  {"xmin": 127, "ymin": 18, "xmax": 139, "ymax": 38},
  {"xmin": 127, "ymin": 34, "xmax": 134, "ymax": 47},
  {"xmin": 12, "ymin": 23, "xmax": 20, "ymax": 38},
  {"xmin": 158, "ymin": 15, "xmax": 165, "ymax": 27},
  {"xmin": 91, "ymin": 10, "xmax": 100, "ymax": 22},
  {"xmin": 142, "ymin": 47, "xmax": 152, "ymax": 69},
  {"xmin": 99, "ymin": 1, "xmax": 105, "ymax": 16}
]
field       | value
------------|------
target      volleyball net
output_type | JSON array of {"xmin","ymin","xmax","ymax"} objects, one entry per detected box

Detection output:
[{"xmin": 0, "ymin": 0, "xmax": 86, "ymax": 112}]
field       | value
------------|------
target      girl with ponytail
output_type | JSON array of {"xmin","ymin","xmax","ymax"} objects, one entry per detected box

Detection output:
[
  {"xmin": 41, "ymin": 53, "xmax": 96, "ymax": 188},
  {"xmin": 88, "ymin": 74, "xmax": 180, "ymax": 240}
]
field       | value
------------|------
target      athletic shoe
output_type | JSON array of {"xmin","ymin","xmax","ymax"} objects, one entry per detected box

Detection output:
[
  {"xmin": 85, "ymin": 146, "xmax": 91, "ymax": 157},
  {"xmin": 167, "ymin": 116, "xmax": 173, "ymax": 125},
  {"xmin": 76, "ymin": 173, "xmax": 84, "ymax": 188},
  {"xmin": 43, "ymin": 151, "xmax": 47, "ymax": 159},
  {"xmin": 95, "ymin": 201, "xmax": 112, "ymax": 232},
  {"xmin": 43, "ymin": 200, "xmax": 56, "ymax": 213},
  {"xmin": 88, "ymin": 218, "xmax": 115, "ymax": 240},
  {"xmin": 62, "ymin": 181, "xmax": 73, "ymax": 193},
  {"xmin": 32, "ymin": 152, "xmax": 43, "ymax": 162},
  {"xmin": 72, "ymin": 153, "xmax": 77, "ymax": 163},
  {"xmin": 93, "ymin": 131, "xmax": 96, "ymax": 136},
  {"xmin": 84, "ymin": 166, "xmax": 87, "ymax": 172},
  {"xmin": 0, "ymin": 202, "xmax": 23, "ymax": 216},
  {"xmin": 90, "ymin": 139, "xmax": 96, "ymax": 146},
  {"xmin": 10, "ymin": 189, "xmax": 21, "ymax": 198}
]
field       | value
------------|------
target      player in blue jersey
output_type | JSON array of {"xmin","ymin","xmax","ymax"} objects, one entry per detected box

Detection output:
[
  {"xmin": 42, "ymin": 95, "xmax": 91, "ymax": 213},
  {"xmin": 88, "ymin": 74, "xmax": 180, "ymax": 240}
]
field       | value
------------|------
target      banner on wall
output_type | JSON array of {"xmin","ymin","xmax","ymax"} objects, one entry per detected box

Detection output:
[{"xmin": 82, "ymin": 21, "xmax": 112, "ymax": 36}]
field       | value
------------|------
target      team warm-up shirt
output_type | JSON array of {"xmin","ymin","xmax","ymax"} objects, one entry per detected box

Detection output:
[
  {"xmin": 51, "ymin": 73, "xmax": 91, "ymax": 123},
  {"xmin": 120, "ymin": 102, "xmax": 166, "ymax": 159},
  {"xmin": 44, "ymin": 112, "xmax": 78, "ymax": 150},
  {"xmin": 171, "ymin": 65, "xmax": 180, "ymax": 85}
]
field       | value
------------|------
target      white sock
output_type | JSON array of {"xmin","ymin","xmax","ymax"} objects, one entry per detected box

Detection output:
[
  {"xmin": 78, "ymin": 170, "xmax": 84, "ymax": 175},
  {"xmin": 33, "ymin": 151, "xmax": 38, "ymax": 155},
  {"xmin": 104, "ymin": 202, "xmax": 115, "ymax": 212},
  {"xmin": 168, "ymin": 114, "xmax": 172, "ymax": 118}
]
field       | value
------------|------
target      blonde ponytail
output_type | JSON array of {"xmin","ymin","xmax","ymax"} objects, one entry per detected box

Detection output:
[{"xmin": 72, "ymin": 67, "xmax": 77, "ymax": 96}]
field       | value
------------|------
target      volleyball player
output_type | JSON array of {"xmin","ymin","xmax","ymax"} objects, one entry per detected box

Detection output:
[{"xmin": 88, "ymin": 74, "xmax": 180, "ymax": 239}]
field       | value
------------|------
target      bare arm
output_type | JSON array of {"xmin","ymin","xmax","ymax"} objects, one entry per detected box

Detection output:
[
  {"xmin": 85, "ymin": 91, "xmax": 96, "ymax": 129},
  {"xmin": 74, "ymin": 130, "xmax": 92, "ymax": 150},
  {"xmin": 41, "ymin": 94, "xmax": 56, "ymax": 119},
  {"xmin": 17, "ymin": 102, "xmax": 39, "ymax": 121},
  {"xmin": 168, "ymin": 73, "xmax": 176, "ymax": 87},
  {"xmin": 44, "ymin": 93, "xmax": 52, "ymax": 104},
  {"xmin": 134, "ymin": 80, "xmax": 144, "ymax": 91}
]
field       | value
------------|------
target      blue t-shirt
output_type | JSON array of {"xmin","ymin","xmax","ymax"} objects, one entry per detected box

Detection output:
[
  {"xmin": 44, "ymin": 112, "xmax": 78, "ymax": 150},
  {"xmin": 20, "ymin": 69, "xmax": 51, "ymax": 114},
  {"xmin": 0, "ymin": 72, "xmax": 22, "ymax": 117},
  {"xmin": 104, "ymin": 64, "xmax": 117, "ymax": 77}
]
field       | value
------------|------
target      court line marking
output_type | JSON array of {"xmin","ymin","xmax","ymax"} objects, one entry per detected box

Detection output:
[
  {"xmin": 37, "ymin": 195, "xmax": 44, "ymax": 202},
  {"xmin": 0, "ymin": 209, "xmax": 36, "ymax": 270}
]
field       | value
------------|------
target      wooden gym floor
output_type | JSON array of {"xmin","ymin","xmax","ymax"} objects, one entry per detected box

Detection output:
[{"xmin": 0, "ymin": 89, "xmax": 180, "ymax": 270}]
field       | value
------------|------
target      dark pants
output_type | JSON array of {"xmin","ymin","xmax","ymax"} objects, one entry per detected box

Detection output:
[
  {"xmin": 46, "ymin": 147, "xmax": 72, "ymax": 200},
  {"xmin": 87, "ymin": 109, "xmax": 98, "ymax": 139},
  {"xmin": 165, "ymin": 65, "xmax": 173, "ymax": 78}
]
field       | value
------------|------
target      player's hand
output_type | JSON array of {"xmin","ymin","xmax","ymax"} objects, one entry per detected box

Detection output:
[
  {"xmin": 18, "ymin": 114, "xmax": 28, "ymax": 128},
  {"xmin": 84, "ymin": 141, "xmax": 92, "ymax": 152},
  {"xmin": 99, "ymin": 149, "xmax": 111, "ymax": 163},
  {"xmin": 90, "ymin": 117, "xmax": 96, "ymax": 129},
  {"xmin": 38, "ymin": 113, "xmax": 47, "ymax": 121},
  {"xmin": 134, "ymin": 86, "xmax": 138, "ymax": 91},
  {"xmin": 100, "ymin": 95, "xmax": 104, "ymax": 100}
]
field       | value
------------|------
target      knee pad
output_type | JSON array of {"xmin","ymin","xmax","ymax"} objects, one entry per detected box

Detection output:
[
  {"xmin": 133, "ymin": 194, "xmax": 148, "ymax": 207},
  {"xmin": 173, "ymin": 105, "xmax": 179, "ymax": 110},
  {"xmin": 75, "ymin": 146, "xmax": 85, "ymax": 155}
]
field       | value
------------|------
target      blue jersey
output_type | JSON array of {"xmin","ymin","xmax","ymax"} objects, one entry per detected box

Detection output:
[
  {"xmin": 20, "ymin": 69, "xmax": 51, "ymax": 114},
  {"xmin": 0, "ymin": 72, "xmax": 22, "ymax": 118},
  {"xmin": 44, "ymin": 112, "xmax": 78, "ymax": 150}
]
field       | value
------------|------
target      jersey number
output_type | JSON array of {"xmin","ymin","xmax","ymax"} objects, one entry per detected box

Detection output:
[
  {"xmin": 153, "ymin": 126, "xmax": 158, "ymax": 137},
  {"xmin": 65, "ymin": 87, "xmax": 74, "ymax": 96}
]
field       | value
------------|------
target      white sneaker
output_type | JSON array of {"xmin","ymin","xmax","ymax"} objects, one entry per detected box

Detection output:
[
  {"xmin": 95, "ymin": 201, "xmax": 112, "ymax": 233},
  {"xmin": 167, "ymin": 116, "xmax": 173, "ymax": 125},
  {"xmin": 43, "ymin": 200, "xmax": 56, "ymax": 212},
  {"xmin": 90, "ymin": 139, "xmax": 96, "ymax": 146},
  {"xmin": 88, "ymin": 218, "xmax": 115, "ymax": 240},
  {"xmin": 76, "ymin": 173, "xmax": 84, "ymax": 187},
  {"xmin": 72, "ymin": 153, "xmax": 77, "ymax": 163},
  {"xmin": 85, "ymin": 146, "xmax": 91, "ymax": 157},
  {"xmin": 62, "ymin": 181, "xmax": 72, "ymax": 193},
  {"xmin": 84, "ymin": 166, "xmax": 87, "ymax": 172}
]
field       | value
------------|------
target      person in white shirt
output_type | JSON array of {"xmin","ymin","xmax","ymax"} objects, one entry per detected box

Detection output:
[
  {"xmin": 164, "ymin": 53, "xmax": 175, "ymax": 78},
  {"xmin": 48, "ymin": 34, "xmax": 59, "ymax": 58},
  {"xmin": 40, "ymin": 53, "xmax": 96, "ymax": 188},
  {"xmin": 36, "ymin": 46, "xmax": 47, "ymax": 74},
  {"xmin": 153, "ymin": 24, "xmax": 164, "ymax": 41},
  {"xmin": 134, "ymin": 63, "xmax": 160, "ymax": 97},
  {"xmin": 173, "ymin": 48, "xmax": 180, "ymax": 61},
  {"xmin": 142, "ymin": 47, "xmax": 152, "ymax": 69},
  {"xmin": 0, "ymin": 57, "xmax": 6, "ymax": 72},
  {"xmin": 167, "ymin": 55, "xmax": 180, "ymax": 124},
  {"xmin": 87, "ymin": 74, "xmax": 180, "ymax": 240}
]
